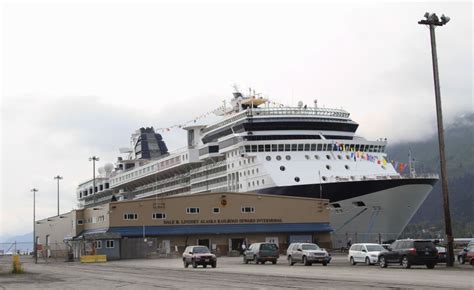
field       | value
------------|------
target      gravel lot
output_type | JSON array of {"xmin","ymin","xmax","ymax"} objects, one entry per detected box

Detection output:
[{"xmin": 0, "ymin": 255, "xmax": 472, "ymax": 289}]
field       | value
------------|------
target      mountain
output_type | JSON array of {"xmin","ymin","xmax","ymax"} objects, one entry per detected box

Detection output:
[{"xmin": 386, "ymin": 112, "xmax": 474, "ymax": 238}]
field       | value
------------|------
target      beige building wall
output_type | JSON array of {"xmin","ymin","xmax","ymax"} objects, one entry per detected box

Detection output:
[
  {"xmin": 35, "ymin": 211, "xmax": 78, "ymax": 258},
  {"xmin": 108, "ymin": 192, "xmax": 329, "ymax": 227}
]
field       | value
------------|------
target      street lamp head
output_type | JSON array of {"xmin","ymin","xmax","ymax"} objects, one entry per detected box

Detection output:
[
  {"xmin": 89, "ymin": 156, "xmax": 100, "ymax": 162},
  {"xmin": 54, "ymin": 175, "xmax": 63, "ymax": 180},
  {"xmin": 31, "ymin": 188, "xmax": 38, "ymax": 193},
  {"xmin": 440, "ymin": 14, "xmax": 450, "ymax": 24}
]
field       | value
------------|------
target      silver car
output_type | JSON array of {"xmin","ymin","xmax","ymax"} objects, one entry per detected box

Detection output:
[{"xmin": 286, "ymin": 243, "xmax": 330, "ymax": 266}]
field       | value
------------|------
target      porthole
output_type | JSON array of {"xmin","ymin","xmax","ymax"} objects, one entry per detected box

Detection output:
[
  {"xmin": 266, "ymin": 156, "xmax": 271, "ymax": 161},
  {"xmin": 314, "ymin": 155, "xmax": 320, "ymax": 160},
  {"xmin": 257, "ymin": 180, "xmax": 260, "ymax": 186},
  {"xmin": 350, "ymin": 176, "xmax": 356, "ymax": 180},
  {"xmin": 256, "ymin": 168, "xmax": 259, "ymax": 173},
  {"xmin": 280, "ymin": 166, "xmax": 286, "ymax": 171},
  {"xmin": 322, "ymin": 176, "xmax": 327, "ymax": 181},
  {"xmin": 345, "ymin": 165, "xmax": 350, "ymax": 170},
  {"xmin": 346, "ymin": 155, "xmax": 351, "ymax": 160},
  {"xmin": 381, "ymin": 165, "xmax": 386, "ymax": 170},
  {"xmin": 305, "ymin": 155, "xmax": 310, "ymax": 160},
  {"xmin": 262, "ymin": 179, "xmax": 265, "ymax": 185},
  {"xmin": 285, "ymin": 155, "xmax": 291, "ymax": 161},
  {"xmin": 276, "ymin": 155, "xmax": 282, "ymax": 161},
  {"xmin": 326, "ymin": 155, "xmax": 331, "ymax": 160},
  {"xmin": 294, "ymin": 177, "xmax": 300, "ymax": 182},
  {"xmin": 326, "ymin": 165, "xmax": 331, "ymax": 170},
  {"xmin": 337, "ymin": 155, "xmax": 342, "ymax": 160}
]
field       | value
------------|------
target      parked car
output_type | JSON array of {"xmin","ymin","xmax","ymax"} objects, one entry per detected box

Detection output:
[
  {"xmin": 457, "ymin": 240, "xmax": 474, "ymax": 264},
  {"xmin": 182, "ymin": 245, "xmax": 217, "ymax": 268},
  {"xmin": 243, "ymin": 242, "xmax": 279, "ymax": 264},
  {"xmin": 436, "ymin": 246, "xmax": 447, "ymax": 263},
  {"xmin": 286, "ymin": 243, "xmax": 330, "ymax": 266},
  {"xmin": 467, "ymin": 247, "xmax": 474, "ymax": 266},
  {"xmin": 348, "ymin": 243, "xmax": 385, "ymax": 266},
  {"xmin": 378, "ymin": 239, "xmax": 438, "ymax": 269}
]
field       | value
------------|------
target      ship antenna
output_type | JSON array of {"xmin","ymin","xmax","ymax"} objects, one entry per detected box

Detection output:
[{"xmin": 408, "ymin": 150, "xmax": 417, "ymax": 178}]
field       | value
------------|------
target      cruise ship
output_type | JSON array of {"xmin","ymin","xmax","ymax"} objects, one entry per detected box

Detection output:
[{"xmin": 76, "ymin": 89, "xmax": 438, "ymax": 247}]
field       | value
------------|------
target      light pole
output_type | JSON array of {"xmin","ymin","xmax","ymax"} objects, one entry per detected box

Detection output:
[
  {"xmin": 53, "ymin": 175, "xmax": 63, "ymax": 216},
  {"xmin": 89, "ymin": 156, "xmax": 100, "ymax": 205},
  {"xmin": 31, "ymin": 188, "xmax": 38, "ymax": 264},
  {"xmin": 418, "ymin": 12, "xmax": 454, "ymax": 267}
]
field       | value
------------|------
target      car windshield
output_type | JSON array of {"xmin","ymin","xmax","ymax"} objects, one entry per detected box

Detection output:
[
  {"xmin": 366, "ymin": 245, "xmax": 384, "ymax": 252},
  {"xmin": 192, "ymin": 247, "xmax": 210, "ymax": 253},
  {"xmin": 260, "ymin": 244, "xmax": 278, "ymax": 251},
  {"xmin": 302, "ymin": 244, "xmax": 320, "ymax": 250}
]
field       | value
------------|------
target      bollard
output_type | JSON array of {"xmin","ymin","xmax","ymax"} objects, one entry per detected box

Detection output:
[{"xmin": 12, "ymin": 255, "xmax": 23, "ymax": 274}]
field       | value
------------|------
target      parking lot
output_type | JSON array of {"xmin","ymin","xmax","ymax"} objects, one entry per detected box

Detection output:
[{"xmin": 0, "ymin": 255, "xmax": 472, "ymax": 289}]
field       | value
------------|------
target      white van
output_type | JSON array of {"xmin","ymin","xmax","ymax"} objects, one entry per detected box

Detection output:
[{"xmin": 348, "ymin": 243, "xmax": 385, "ymax": 265}]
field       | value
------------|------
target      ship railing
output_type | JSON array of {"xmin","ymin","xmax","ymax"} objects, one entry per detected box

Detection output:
[
  {"xmin": 189, "ymin": 160, "xmax": 227, "ymax": 174},
  {"xmin": 134, "ymin": 184, "xmax": 191, "ymax": 199},
  {"xmin": 248, "ymin": 107, "xmax": 350, "ymax": 119},
  {"xmin": 190, "ymin": 181, "xmax": 228, "ymax": 193},
  {"xmin": 134, "ymin": 173, "xmax": 190, "ymax": 190},
  {"xmin": 190, "ymin": 171, "xmax": 227, "ymax": 184}
]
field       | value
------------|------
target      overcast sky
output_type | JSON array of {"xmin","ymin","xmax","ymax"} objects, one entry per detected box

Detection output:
[{"xmin": 1, "ymin": 1, "xmax": 472, "ymax": 239}]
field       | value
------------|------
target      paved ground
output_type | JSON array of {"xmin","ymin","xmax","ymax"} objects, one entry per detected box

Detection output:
[{"xmin": 0, "ymin": 255, "xmax": 472, "ymax": 289}]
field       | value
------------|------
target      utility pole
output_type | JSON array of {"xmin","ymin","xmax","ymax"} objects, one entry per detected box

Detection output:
[
  {"xmin": 53, "ymin": 175, "xmax": 63, "ymax": 216},
  {"xmin": 89, "ymin": 156, "xmax": 100, "ymax": 206},
  {"xmin": 31, "ymin": 188, "xmax": 38, "ymax": 264},
  {"xmin": 418, "ymin": 12, "xmax": 454, "ymax": 267}
]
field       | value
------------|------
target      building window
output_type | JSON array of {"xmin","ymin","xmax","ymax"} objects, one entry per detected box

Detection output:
[
  {"xmin": 123, "ymin": 213, "xmax": 138, "ymax": 220},
  {"xmin": 106, "ymin": 240, "xmax": 115, "ymax": 248},
  {"xmin": 212, "ymin": 207, "xmax": 220, "ymax": 214},
  {"xmin": 241, "ymin": 207, "xmax": 255, "ymax": 213},
  {"xmin": 152, "ymin": 212, "xmax": 166, "ymax": 219},
  {"xmin": 186, "ymin": 207, "xmax": 200, "ymax": 214},
  {"xmin": 77, "ymin": 220, "xmax": 84, "ymax": 225},
  {"xmin": 95, "ymin": 240, "xmax": 102, "ymax": 249}
]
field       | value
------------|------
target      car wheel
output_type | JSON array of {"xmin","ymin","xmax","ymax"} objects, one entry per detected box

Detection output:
[
  {"xmin": 303, "ymin": 256, "xmax": 311, "ymax": 266},
  {"xmin": 365, "ymin": 257, "xmax": 371, "ymax": 266},
  {"xmin": 253, "ymin": 256, "xmax": 258, "ymax": 264},
  {"xmin": 426, "ymin": 263, "xmax": 435, "ymax": 269},
  {"xmin": 350, "ymin": 257, "xmax": 356, "ymax": 266},
  {"xmin": 459, "ymin": 256, "xmax": 465, "ymax": 265},
  {"xmin": 243, "ymin": 256, "xmax": 248, "ymax": 264},
  {"xmin": 272, "ymin": 260, "xmax": 277, "ymax": 265},
  {"xmin": 379, "ymin": 256, "xmax": 387, "ymax": 268},
  {"xmin": 401, "ymin": 256, "xmax": 411, "ymax": 269},
  {"xmin": 183, "ymin": 260, "xmax": 188, "ymax": 268},
  {"xmin": 212, "ymin": 261, "xmax": 217, "ymax": 268},
  {"xmin": 322, "ymin": 261, "xmax": 327, "ymax": 266},
  {"xmin": 192, "ymin": 260, "xmax": 197, "ymax": 268},
  {"xmin": 288, "ymin": 256, "xmax": 294, "ymax": 266}
]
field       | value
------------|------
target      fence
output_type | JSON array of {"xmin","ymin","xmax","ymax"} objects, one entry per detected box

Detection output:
[{"xmin": 0, "ymin": 242, "xmax": 69, "ymax": 262}]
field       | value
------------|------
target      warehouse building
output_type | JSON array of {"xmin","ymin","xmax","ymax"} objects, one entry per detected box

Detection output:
[{"xmin": 36, "ymin": 192, "xmax": 332, "ymax": 260}]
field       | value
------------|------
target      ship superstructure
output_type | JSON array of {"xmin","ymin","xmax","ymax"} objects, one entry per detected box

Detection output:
[{"xmin": 76, "ymin": 89, "xmax": 438, "ymax": 246}]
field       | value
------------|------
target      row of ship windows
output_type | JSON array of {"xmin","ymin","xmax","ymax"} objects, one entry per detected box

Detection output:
[
  {"xmin": 227, "ymin": 157, "xmax": 256, "ymax": 169},
  {"xmin": 266, "ymin": 154, "xmax": 356, "ymax": 161},
  {"xmin": 244, "ymin": 143, "xmax": 386, "ymax": 153},
  {"xmin": 121, "ymin": 207, "xmax": 256, "ymax": 220}
]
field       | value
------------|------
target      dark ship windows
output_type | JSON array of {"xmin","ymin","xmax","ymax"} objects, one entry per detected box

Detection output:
[
  {"xmin": 276, "ymin": 155, "xmax": 282, "ymax": 161},
  {"xmin": 305, "ymin": 155, "xmax": 310, "ymax": 160},
  {"xmin": 322, "ymin": 176, "xmax": 327, "ymax": 181},
  {"xmin": 337, "ymin": 155, "xmax": 342, "ymax": 160},
  {"xmin": 326, "ymin": 165, "xmax": 331, "ymax": 170},
  {"xmin": 280, "ymin": 166, "xmax": 286, "ymax": 171},
  {"xmin": 294, "ymin": 177, "xmax": 300, "ymax": 182},
  {"xmin": 285, "ymin": 155, "xmax": 291, "ymax": 161},
  {"xmin": 381, "ymin": 165, "xmax": 386, "ymax": 170},
  {"xmin": 345, "ymin": 165, "xmax": 350, "ymax": 170},
  {"xmin": 352, "ymin": 201, "xmax": 366, "ymax": 207},
  {"xmin": 326, "ymin": 155, "xmax": 331, "ymax": 160},
  {"xmin": 266, "ymin": 156, "xmax": 271, "ymax": 161},
  {"xmin": 346, "ymin": 155, "xmax": 351, "ymax": 160},
  {"xmin": 314, "ymin": 155, "xmax": 320, "ymax": 160}
]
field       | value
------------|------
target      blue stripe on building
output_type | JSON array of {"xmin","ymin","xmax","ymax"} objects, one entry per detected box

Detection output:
[{"xmin": 108, "ymin": 223, "xmax": 333, "ymax": 237}]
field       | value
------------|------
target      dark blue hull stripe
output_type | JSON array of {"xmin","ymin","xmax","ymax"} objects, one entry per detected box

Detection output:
[
  {"xmin": 109, "ymin": 223, "xmax": 333, "ymax": 237},
  {"xmin": 256, "ymin": 178, "xmax": 438, "ymax": 202}
]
